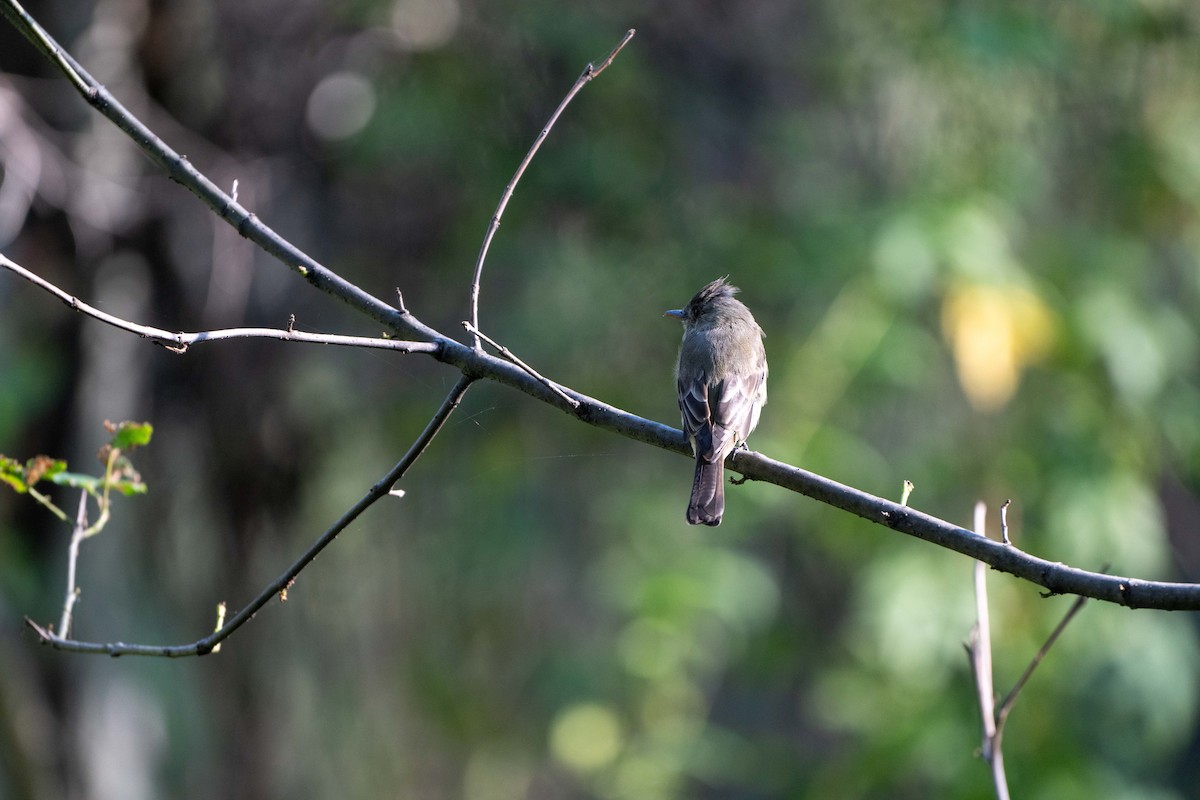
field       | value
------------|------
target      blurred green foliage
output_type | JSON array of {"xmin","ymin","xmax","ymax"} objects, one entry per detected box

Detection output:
[{"xmin": 2, "ymin": 0, "xmax": 1200, "ymax": 798}]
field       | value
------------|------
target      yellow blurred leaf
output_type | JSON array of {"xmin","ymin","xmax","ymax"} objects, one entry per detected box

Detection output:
[{"xmin": 941, "ymin": 283, "xmax": 1055, "ymax": 411}]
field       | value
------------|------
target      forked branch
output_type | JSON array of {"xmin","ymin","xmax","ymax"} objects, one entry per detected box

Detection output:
[
  {"xmin": 25, "ymin": 375, "xmax": 475, "ymax": 656},
  {"xmin": 967, "ymin": 502, "xmax": 1093, "ymax": 799}
]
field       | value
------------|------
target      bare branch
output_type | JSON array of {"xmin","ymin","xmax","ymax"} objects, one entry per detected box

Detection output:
[
  {"xmin": 26, "ymin": 375, "xmax": 476, "ymax": 657},
  {"xmin": 467, "ymin": 29, "xmax": 635, "ymax": 347},
  {"xmin": 0, "ymin": 254, "xmax": 439, "ymax": 355},
  {"xmin": 724, "ymin": 445, "xmax": 1200, "ymax": 610}
]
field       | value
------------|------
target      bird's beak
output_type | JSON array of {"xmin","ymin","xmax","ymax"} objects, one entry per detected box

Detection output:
[{"xmin": 663, "ymin": 309, "xmax": 685, "ymax": 320}]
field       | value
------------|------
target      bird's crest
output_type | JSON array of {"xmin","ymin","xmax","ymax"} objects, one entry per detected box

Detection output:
[{"xmin": 691, "ymin": 276, "xmax": 739, "ymax": 308}]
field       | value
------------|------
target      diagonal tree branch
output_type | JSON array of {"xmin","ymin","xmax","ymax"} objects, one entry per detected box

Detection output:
[
  {"xmin": 726, "ymin": 449, "xmax": 1200, "ymax": 609},
  {"xmin": 25, "ymin": 374, "xmax": 475, "ymax": 656},
  {"xmin": 6, "ymin": 190, "xmax": 1200, "ymax": 612},
  {"xmin": 4, "ymin": 5, "xmax": 1200, "ymax": 627}
]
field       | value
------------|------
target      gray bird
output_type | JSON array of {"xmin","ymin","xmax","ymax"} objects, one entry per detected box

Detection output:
[{"xmin": 665, "ymin": 278, "xmax": 768, "ymax": 525}]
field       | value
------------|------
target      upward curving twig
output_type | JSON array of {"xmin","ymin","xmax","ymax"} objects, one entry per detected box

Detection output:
[
  {"xmin": 466, "ymin": 29, "xmax": 636, "ymax": 348},
  {"xmin": 57, "ymin": 491, "xmax": 89, "ymax": 639}
]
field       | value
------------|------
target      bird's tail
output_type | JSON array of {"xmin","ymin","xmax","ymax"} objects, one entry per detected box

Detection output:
[{"xmin": 687, "ymin": 457, "xmax": 724, "ymax": 526}]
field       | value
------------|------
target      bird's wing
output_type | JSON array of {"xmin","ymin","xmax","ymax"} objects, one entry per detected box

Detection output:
[
  {"xmin": 678, "ymin": 375, "xmax": 710, "ymax": 445},
  {"xmin": 710, "ymin": 372, "xmax": 762, "ymax": 450},
  {"xmin": 680, "ymin": 372, "xmax": 761, "ymax": 464}
]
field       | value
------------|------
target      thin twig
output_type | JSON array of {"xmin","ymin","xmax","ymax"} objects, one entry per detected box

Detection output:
[
  {"xmin": 57, "ymin": 490, "xmax": 89, "ymax": 639},
  {"xmin": 79, "ymin": 444, "xmax": 118, "ymax": 539},
  {"xmin": 0, "ymin": 254, "xmax": 438, "ymax": 355},
  {"xmin": 26, "ymin": 375, "xmax": 475, "ymax": 656},
  {"xmin": 995, "ymin": 586, "xmax": 1095, "ymax": 731},
  {"xmin": 967, "ymin": 502, "xmax": 1010, "ymax": 800},
  {"xmin": 25, "ymin": 485, "xmax": 68, "ymax": 522},
  {"xmin": 462, "ymin": 321, "xmax": 579, "ymax": 409},
  {"xmin": 467, "ymin": 29, "xmax": 635, "ymax": 348},
  {"xmin": 1000, "ymin": 498, "xmax": 1012, "ymax": 545},
  {"xmin": 0, "ymin": 0, "xmax": 435, "ymax": 343},
  {"xmin": 210, "ymin": 602, "xmax": 227, "ymax": 654}
]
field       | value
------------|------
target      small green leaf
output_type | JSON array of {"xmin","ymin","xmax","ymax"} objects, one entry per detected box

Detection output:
[
  {"xmin": 0, "ymin": 455, "xmax": 28, "ymax": 493},
  {"xmin": 111, "ymin": 480, "xmax": 148, "ymax": 497},
  {"xmin": 0, "ymin": 474, "xmax": 25, "ymax": 492},
  {"xmin": 49, "ymin": 472, "xmax": 102, "ymax": 492},
  {"xmin": 108, "ymin": 421, "xmax": 154, "ymax": 451}
]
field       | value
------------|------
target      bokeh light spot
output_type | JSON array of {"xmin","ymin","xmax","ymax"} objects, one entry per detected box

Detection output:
[
  {"xmin": 549, "ymin": 703, "xmax": 622, "ymax": 772},
  {"xmin": 390, "ymin": 0, "xmax": 460, "ymax": 50},
  {"xmin": 306, "ymin": 71, "xmax": 376, "ymax": 142}
]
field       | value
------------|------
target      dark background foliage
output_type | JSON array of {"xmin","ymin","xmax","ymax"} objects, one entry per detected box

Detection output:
[{"xmin": 2, "ymin": 0, "xmax": 1200, "ymax": 797}]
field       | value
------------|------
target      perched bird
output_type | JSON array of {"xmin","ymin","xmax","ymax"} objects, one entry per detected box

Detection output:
[{"xmin": 665, "ymin": 277, "xmax": 768, "ymax": 525}]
